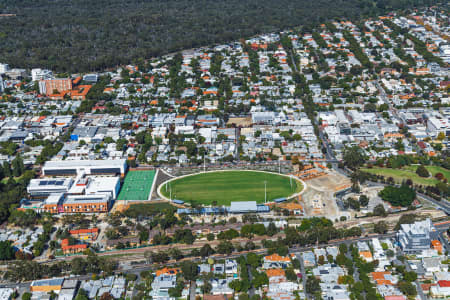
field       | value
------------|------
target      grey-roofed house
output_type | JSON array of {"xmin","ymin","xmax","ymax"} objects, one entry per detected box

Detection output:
[
  {"xmin": 58, "ymin": 289, "xmax": 76, "ymax": 300},
  {"xmin": 9, "ymin": 129, "xmax": 29, "ymax": 142},
  {"xmin": 302, "ymin": 251, "xmax": 316, "ymax": 267}
]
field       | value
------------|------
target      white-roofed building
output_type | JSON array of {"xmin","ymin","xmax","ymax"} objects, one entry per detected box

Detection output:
[{"xmin": 42, "ymin": 159, "xmax": 127, "ymax": 177}]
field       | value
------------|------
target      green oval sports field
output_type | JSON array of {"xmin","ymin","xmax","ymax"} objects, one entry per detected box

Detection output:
[{"xmin": 161, "ymin": 171, "xmax": 303, "ymax": 205}]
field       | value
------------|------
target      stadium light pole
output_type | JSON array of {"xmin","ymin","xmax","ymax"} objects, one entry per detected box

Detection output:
[
  {"xmin": 203, "ymin": 149, "xmax": 208, "ymax": 173},
  {"xmin": 264, "ymin": 180, "xmax": 267, "ymax": 203}
]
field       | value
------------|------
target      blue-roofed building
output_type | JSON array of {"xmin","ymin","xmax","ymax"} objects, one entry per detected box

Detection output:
[
  {"xmin": 30, "ymin": 278, "xmax": 64, "ymax": 292},
  {"xmin": 83, "ymin": 74, "xmax": 99, "ymax": 83},
  {"xmin": 274, "ymin": 197, "xmax": 287, "ymax": 203},
  {"xmin": 257, "ymin": 205, "xmax": 270, "ymax": 212},
  {"xmin": 177, "ymin": 208, "xmax": 191, "ymax": 214}
]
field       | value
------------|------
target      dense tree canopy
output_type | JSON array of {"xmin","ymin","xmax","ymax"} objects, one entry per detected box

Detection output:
[
  {"xmin": 343, "ymin": 146, "xmax": 366, "ymax": 169},
  {"xmin": 0, "ymin": 0, "xmax": 440, "ymax": 72},
  {"xmin": 0, "ymin": 241, "xmax": 15, "ymax": 260},
  {"xmin": 378, "ymin": 185, "xmax": 416, "ymax": 207}
]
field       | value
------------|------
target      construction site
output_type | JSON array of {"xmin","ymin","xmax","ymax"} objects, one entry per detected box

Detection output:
[{"xmin": 292, "ymin": 163, "xmax": 351, "ymax": 220}]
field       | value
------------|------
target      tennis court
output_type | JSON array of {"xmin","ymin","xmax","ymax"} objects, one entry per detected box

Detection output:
[{"xmin": 117, "ymin": 170, "xmax": 156, "ymax": 200}]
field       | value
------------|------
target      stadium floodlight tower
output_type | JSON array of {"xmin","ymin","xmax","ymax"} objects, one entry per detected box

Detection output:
[
  {"xmin": 203, "ymin": 149, "xmax": 208, "ymax": 173},
  {"xmin": 264, "ymin": 180, "xmax": 267, "ymax": 203}
]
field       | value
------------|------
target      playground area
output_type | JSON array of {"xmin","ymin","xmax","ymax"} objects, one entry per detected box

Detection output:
[{"xmin": 117, "ymin": 170, "xmax": 156, "ymax": 201}]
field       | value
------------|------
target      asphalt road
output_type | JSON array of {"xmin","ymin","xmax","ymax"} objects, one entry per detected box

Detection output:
[
  {"xmin": 403, "ymin": 258, "xmax": 427, "ymax": 300},
  {"xmin": 297, "ymin": 252, "xmax": 308, "ymax": 297}
]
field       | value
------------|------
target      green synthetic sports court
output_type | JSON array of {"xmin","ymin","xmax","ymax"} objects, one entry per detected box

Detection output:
[
  {"xmin": 160, "ymin": 170, "xmax": 303, "ymax": 205},
  {"xmin": 117, "ymin": 170, "xmax": 156, "ymax": 200}
]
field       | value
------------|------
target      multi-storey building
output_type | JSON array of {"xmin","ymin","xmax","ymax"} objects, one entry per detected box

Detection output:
[
  {"xmin": 39, "ymin": 78, "xmax": 72, "ymax": 95},
  {"xmin": 31, "ymin": 68, "xmax": 53, "ymax": 82},
  {"xmin": 397, "ymin": 219, "xmax": 437, "ymax": 254}
]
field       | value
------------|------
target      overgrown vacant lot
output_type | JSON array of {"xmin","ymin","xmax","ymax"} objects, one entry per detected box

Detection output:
[
  {"xmin": 161, "ymin": 171, "xmax": 302, "ymax": 205},
  {"xmin": 361, "ymin": 165, "xmax": 449, "ymax": 186},
  {"xmin": 123, "ymin": 202, "xmax": 176, "ymax": 218}
]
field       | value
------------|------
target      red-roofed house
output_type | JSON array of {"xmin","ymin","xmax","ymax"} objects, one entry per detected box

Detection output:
[
  {"xmin": 69, "ymin": 228, "xmax": 99, "ymax": 241},
  {"xmin": 62, "ymin": 244, "xmax": 87, "ymax": 254}
]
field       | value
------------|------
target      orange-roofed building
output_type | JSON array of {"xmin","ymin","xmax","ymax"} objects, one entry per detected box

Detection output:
[
  {"xmin": 61, "ymin": 238, "xmax": 69, "ymax": 248},
  {"xmin": 156, "ymin": 267, "xmax": 180, "ymax": 277},
  {"xmin": 359, "ymin": 251, "xmax": 373, "ymax": 262},
  {"xmin": 264, "ymin": 253, "xmax": 291, "ymax": 263},
  {"xmin": 203, "ymin": 90, "xmax": 218, "ymax": 96},
  {"xmin": 431, "ymin": 240, "xmax": 443, "ymax": 253},
  {"xmin": 70, "ymin": 85, "xmax": 92, "ymax": 100},
  {"xmin": 370, "ymin": 272, "xmax": 394, "ymax": 285},
  {"xmin": 72, "ymin": 76, "xmax": 82, "ymax": 85},
  {"xmin": 39, "ymin": 78, "xmax": 72, "ymax": 96},
  {"xmin": 266, "ymin": 269, "xmax": 286, "ymax": 278},
  {"xmin": 49, "ymin": 91, "xmax": 68, "ymax": 100},
  {"xmin": 421, "ymin": 283, "xmax": 436, "ymax": 292},
  {"xmin": 62, "ymin": 244, "xmax": 87, "ymax": 254},
  {"xmin": 36, "ymin": 116, "xmax": 46, "ymax": 122},
  {"xmin": 371, "ymin": 271, "xmax": 398, "ymax": 285},
  {"xmin": 70, "ymin": 228, "xmax": 99, "ymax": 241}
]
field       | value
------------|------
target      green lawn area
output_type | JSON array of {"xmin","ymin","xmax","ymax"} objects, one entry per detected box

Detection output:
[
  {"xmin": 1, "ymin": 176, "xmax": 23, "ymax": 184},
  {"xmin": 117, "ymin": 170, "xmax": 156, "ymax": 200},
  {"xmin": 403, "ymin": 165, "xmax": 450, "ymax": 180},
  {"xmin": 161, "ymin": 171, "xmax": 303, "ymax": 205},
  {"xmin": 361, "ymin": 165, "xmax": 450, "ymax": 186}
]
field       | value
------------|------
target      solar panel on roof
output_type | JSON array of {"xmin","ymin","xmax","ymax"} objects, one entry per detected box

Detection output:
[
  {"xmin": 55, "ymin": 181, "xmax": 64, "ymax": 186},
  {"xmin": 39, "ymin": 181, "xmax": 48, "ymax": 186}
]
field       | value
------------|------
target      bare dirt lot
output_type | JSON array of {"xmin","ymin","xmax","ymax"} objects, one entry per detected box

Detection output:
[{"xmin": 301, "ymin": 170, "xmax": 351, "ymax": 220}]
